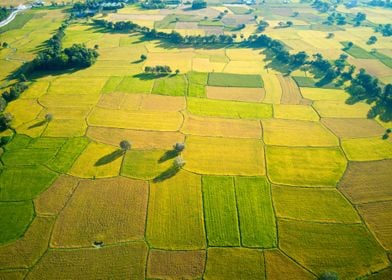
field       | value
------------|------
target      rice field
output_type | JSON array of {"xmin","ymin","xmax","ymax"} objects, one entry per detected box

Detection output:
[{"xmin": 0, "ymin": 4, "xmax": 391, "ymax": 279}]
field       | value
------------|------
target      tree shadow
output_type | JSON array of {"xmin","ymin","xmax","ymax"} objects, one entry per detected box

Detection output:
[
  {"xmin": 158, "ymin": 149, "xmax": 179, "ymax": 163},
  {"xmin": 94, "ymin": 149, "xmax": 124, "ymax": 166},
  {"xmin": 132, "ymin": 59, "xmax": 144, "ymax": 64},
  {"xmin": 133, "ymin": 73, "xmax": 167, "ymax": 80},
  {"xmin": 153, "ymin": 165, "xmax": 181, "ymax": 183},
  {"xmin": 28, "ymin": 120, "xmax": 46, "ymax": 129}
]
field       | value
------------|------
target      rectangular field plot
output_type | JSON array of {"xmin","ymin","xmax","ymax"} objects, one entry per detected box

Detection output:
[
  {"xmin": 147, "ymin": 250, "xmax": 205, "ymax": 279},
  {"xmin": 50, "ymin": 177, "xmax": 148, "ymax": 248},
  {"xmin": 202, "ymin": 176, "xmax": 240, "ymax": 246},
  {"xmin": 300, "ymin": 87, "xmax": 348, "ymax": 101},
  {"xmin": 208, "ymin": 73, "xmax": 264, "ymax": 88},
  {"xmin": 342, "ymin": 137, "xmax": 392, "ymax": 161},
  {"xmin": 86, "ymin": 126, "xmax": 184, "ymax": 149},
  {"xmin": 358, "ymin": 201, "xmax": 392, "ymax": 250},
  {"xmin": 321, "ymin": 118, "xmax": 385, "ymax": 138},
  {"xmin": 338, "ymin": 160, "xmax": 392, "ymax": 204},
  {"xmin": 206, "ymin": 86, "xmax": 265, "ymax": 102},
  {"xmin": 223, "ymin": 61, "xmax": 265, "ymax": 75},
  {"xmin": 273, "ymin": 104, "xmax": 319, "ymax": 121},
  {"xmin": 266, "ymin": 146, "xmax": 347, "ymax": 187},
  {"xmin": 278, "ymin": 219, "xmax": 389, "ymax": 279},
  {"xmin": 147, "ymin": 171, "xmax": 206, "ymax": 249},
  {"xmin": 277, "ymin": 75, "xmax": 302, "ymax": 105},
  {"xmin": 263, "ymin": 73, "xmax": 282, "ymax": 104},
  {"xmin": 204, "ymin": 248, "xmax": 265, "ymax": 280},
  {"xmin": 181, "ymin": 114, "xmax": 262, "ymax": 139},
  {"xmin": 48, "ymin": 77, "xmax": 107, "ymax": 95},
  {"xmin": 88, "ymin": 107, "xmax": 183, "ymax": 131},
  {"xmin": 187, "ymin": 97, "xmax": 272, "ymax": 119},
  {"xmin": 115, "ymin": 75, "xmax": 154, "ymax": 94},
  {"xmin": 262, "ymin": 119, "xmax": 338, "ymax": 147},
  {"xmin": 235, "ymin": 177, "xmax": 276, "ymax": 248},
  {"xmin": 341, "ymin": 42, "xmax": 374, "ymax": 59},
  {"xmin": 272, "ymin": 185, "xmax": 360, "ymax": 223},
  {"xmin": 313, "ymin": 100, "xmax": 371, "ymax": 118},
  {"xmin": 152, "ymin": 74, "xmax": 187, "ymax": 96},
  {"xmin": 26, "ymin": 242, "xmax": 148, "ymax": 279},
  {"xmin": 183, "ymin": 135, "xmax": 265, "ymax": 176}
]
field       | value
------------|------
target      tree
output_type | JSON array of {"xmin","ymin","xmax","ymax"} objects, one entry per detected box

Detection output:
[
  {"xmin": 174, "ymin": 156, "xmax": 185, "ymax": 169},
  {"xmin": 367, "ymin": 35, "xmax": 377, "ymax": 45},
  {"xmin": 45, "ymin": 113, "xmax": 53, "ymax": 122},
  {"xmin": 326, "ymin": 32, "xmax": 334, "ymax": 39},
  {"xmin": 0, "ymin": 113, "xmax": 13, "ymax": 131},
  {"xmin": 140, "ymin": 54, "xmax": 147, "ymax": 60},
  {"xmin": 119, "ymin": 140, "xmax": 131, "ymax": 151},
  {"xmin": 173, "ymin": 142, "xmax": 185, "ymax": 152},
  {"xmin": 191, "ymin": 0, "xmax": 207, "ymax": 9},
  {"xmin": 286, "ymin": 21, "xmax": 293, "ymax": 27},
  {"xmin": 94, "ymin": 44, "xmax": 99, "ymax": 49},
  {"xmin": 2, "ymin": 42, "xmax": 8, "ymax": 48},
  {"xmin": 175, "ymin": 69, "xmax": 180, "ymax": 75},
  {"xmin": 318, "ymin": 271, "xmax": 339, "ymax": 280}
]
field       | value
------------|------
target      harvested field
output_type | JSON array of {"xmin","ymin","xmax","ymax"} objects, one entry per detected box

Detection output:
[
  {"xmin": 358, "ymin": 201, "xmax": 392, "ymax": 250},
  {"xmin": 50, "ymin": 177, "xmax": 148, "ymax": 248},
  {"xmin": 235, "ymin": 177, "xmax": 276, "ymax": 248},
  {"xmin": 223, "ymin": 60, "xmax": 265, "ymax": 75},
  {"xmin": 279, "ymin": 219, "xmax": 389, "ymax": 279},
  {"xmin": 202, "ymin": 176, "xmax": 240, "ymax": 246},
  {"xmin": 0, "ymin": 217, "xmax": 54, "ymax": 269},
  {"xmin": 342, "ymin": 137, "xmax": 392, "ymax": 161},
  {"xmin": 321, "ymin": 118, "xmax": 385, "ymax": 138},
  {"xmin": 147, "ymin": 171, "xmax": 206, "ymax": 249},
  {"xmin": 272, "ymin": 185, "xmax": 360, "ymax": 223},
  {"xmin": 183, "ymin": 135, "xmax": 265, "ymax": 176},
  {"xmin": 34, "ymin": 175, "xmax": 80, "ymax": 216},
  {"xmin": 277, "ymin": 75, "xmax": 303, "ymax": 104},
  {"xmin": 339, "ymin": 160, "xmax": 392, "ymax": 204},
  {"xmin": 187, "ymin": 97, "xmax": 272, "ymax": 119},
  {"xmin": 121, "ymin": 149, "xmax": 173, "ymax": 180},
  {"xmin": 206, "ymin": 86, "xmax": 265, "ymax": 102},
  {"xmin": 273, "ymin": 104, "xmax": 319, "ymax": 121},
  {"xmin": 263, "ymin": 73, "xmax": 282, "ymax": 104},
  {"xmin": 265, "ymin": 250, "xmax": 315, "ymax": 280},
  {"xmin": 192, "ymin": 57, "xmax": 226, "ymax": 72},
  {"xmin": 26, "ymin": 242, "xmax": 148, "ymax": 279},
  {"xmin": 87, "ymin": 126, "xmax": 184, "ymax": 149},
  {"xmin": 204, "ymin": 248, "xmax": 265, "ymax": 280},
  {"xmin": 68, "ymin": 142, "xmax": 123, "ymax": 178},
  {"xmin": 262, "ymin": 119, "xmax": 338, "ymax": 147},
  {"xmin": 208, "ymin": 72, "xmax": 263, "ymax": 88},
  {"xmin": 147, "ymin": 250, "xmax": 205, "ymax": 279},
  {"xmin": 145, "ymin": 52, "xmax": 194, "ymax": 73},
  {"xmin": 88, "ymin": 107, "xmax": 183, "ymax": 131},
  {"xmin": 266, "ymin": 146, "xmax": 347, "ymax": 187},
  {"xmin": 348, "ymin": 58, "xmax": 392, "ymax": 78},
  {"xmin": 181, "ymin": 114, "xmax": 262, "ymax": 138}
]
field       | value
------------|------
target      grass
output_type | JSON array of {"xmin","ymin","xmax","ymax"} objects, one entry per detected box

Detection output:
[
  {"xmin": 116, "ymin": 75, "xmax": 154, "ymax": 94},
  {"xmin": 272, "ymin": 185, "xmax": 360, "ymax": 223},
  {"xmin": 187, "ymin": 97, "xmax": 272, "ymax": 119},
  {"xmin": 101, "ymin": 76, "xmax": 123, "ymax": 94},
  {"xmin": 188, "ymin": 82, "xmax": 206, "ymax": 97},
  {"xmin": 68, "ymin": 142, "xmax": 123, "ymax": 178},
  {"xmin": 183, "ymin": 135, "xmax": 265, "ymax": 176},
  {"xmin": 208, "ymin": 72, "xmax": 264, "ymax": 88},
  {"xmin": 50, "ymin": 178, "xmax": 148, "ymax": 248},
  {"xmin": 0, "ymin": 166, "xmax": 57, "ymax": 201},
  {"xmin": 152, "ymin": 74, "xmax": 187, "ymax": 96},
  {"xmin": 342, "ymin": 137, "xmax": 392, "ymax": 161},
  {"xmin": 262, "ymin": 119, "xmax": 338, "ymax": 147},
  {"xmin": 279, "ymin": 219, "xmax": 389, "ymax": 279},
  {"xmin": 187, "ymin": 71, "xmax": 208, "ymax": 85},
  {"xmin": 121, "ymin": 149, "xmax": 173, "ymax": 180},
  {"xmin": 204, "ymin": 248, "xmax": 265, "ymax": 280},
  {"xmin": 0, "ymin": 12, "xmax": 34, "ymax": 33},
  {"xmin": 235, "ymin": 177, "xmax": 276, "ymax": 248},
  {"xmin": 341, "ymin": 41, "xmax": 375, "ymax": 59},
  {"xmin": 27, "ymin": 242, "xmax": 148, "ymax": 279},
  {"xmin": 266, "ymin": 146, "xmax": 347, "ymax": 187},
  {"xmin": 0, "ymin": 201, "xmax": 34, "ymax": 244},
  {"xmin": 147, "ymin": 171, "xmax": 206, "ymax": 249},
  {"xmin": 202, "ymin": 176, "xmax": 240, "ymax": 246}
]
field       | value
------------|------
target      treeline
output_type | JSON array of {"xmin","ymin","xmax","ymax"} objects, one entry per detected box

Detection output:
[
  {"xmin": 192, "ymin": 0, "xmax": 207, "ymax": 9},
  {"xmin": 368, "ymin": 0, "xmax": 392, "ymax": 8},
  {"xmin": 0, "ymin": 82, "xmax": 28, "ymax": 132},
  {"xmin": 0, "ymin": 7, "xmax": 10, "ymax": 22},
  {"xmin": 72, "ymin": 0, "xmax": 129, "ymax": 17},
  {"xmin": 375, "ymin": 24, "xmax": 392, "ymax": 36},
  {"xmin": 31, "ymin": 20, "xmax": 99, "ymax": 71},
  {"xmin": 93, "ymin": 19, "xmax": 234, "ymax": 45},
  {"xmin": 141, "ymin": 0, "xmax": 166, "ymax": 9}
]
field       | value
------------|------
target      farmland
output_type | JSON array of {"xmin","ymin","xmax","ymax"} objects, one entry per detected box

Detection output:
[{"xmin": 0, "ymin": 1, "xmax": 391, "ymax": 279}]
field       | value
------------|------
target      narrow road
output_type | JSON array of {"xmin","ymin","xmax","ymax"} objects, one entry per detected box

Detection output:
[{"xmin": 0, "ymin": 5, "xmax": 31, "ymax": 28}]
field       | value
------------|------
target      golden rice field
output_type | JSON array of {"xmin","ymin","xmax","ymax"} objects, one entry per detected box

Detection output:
[{"xmin": 0, "ymin": 3, "xmax": 391, "ymax": 280}]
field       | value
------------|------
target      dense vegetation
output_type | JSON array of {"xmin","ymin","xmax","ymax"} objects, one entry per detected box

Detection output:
[
  {"xmin": 0, "ymin": 7, "xmax": 10, "ymax": 22},
  {"xmin": 191, "ymin": 0, "xmax": 207, "ymax": 9}
]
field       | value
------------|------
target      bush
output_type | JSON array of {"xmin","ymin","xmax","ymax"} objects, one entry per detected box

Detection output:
[
  {"xmin": 319, "ymin": 271, "xmax": 339, "ymax": 280},
  {"xmin": 0, "ymin": 113, "xmax": 13, "ymax": 131}
]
